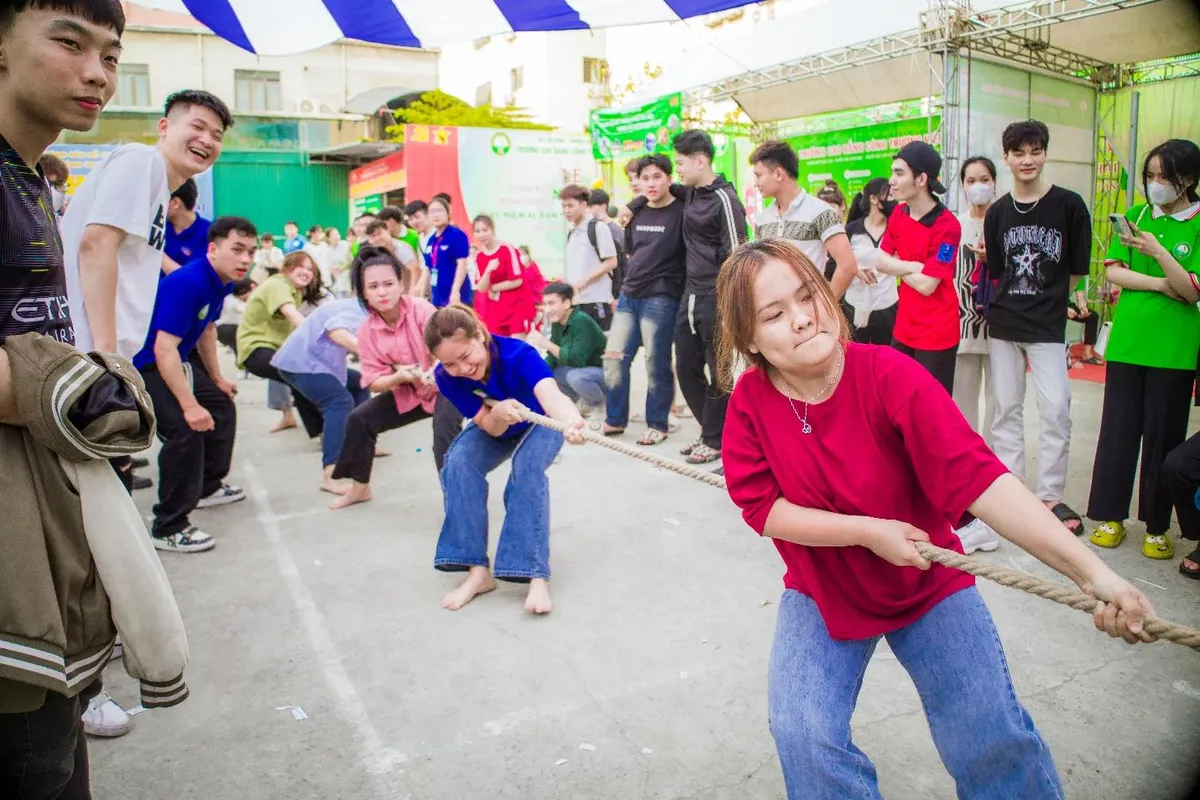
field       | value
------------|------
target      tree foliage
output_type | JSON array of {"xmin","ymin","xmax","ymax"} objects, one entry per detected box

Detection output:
[{"xmin": 385, "ymin": 90, "xmax": 554, "ymax": 139}]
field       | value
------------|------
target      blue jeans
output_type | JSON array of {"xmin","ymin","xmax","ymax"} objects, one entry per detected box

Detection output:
[
  {"xmin": 552, "ymin": 365, "xmax": 605, "ymax": 406},
  {"xmin": 278, "ymin": 369, "xmax": 370, "ymax": 467},
  {"xmin": 435, "ymin": 423, "xmax": 563, "ymax": 582},
  {"xmin": 605, "ymin": 294, "xmax": 680, "ymax": 431},
  {"xmin": 769, "ymin": 588, "xmax": 1062, "ymax": 800}
]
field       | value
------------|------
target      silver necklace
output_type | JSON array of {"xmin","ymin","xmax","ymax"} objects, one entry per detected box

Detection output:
[
  {"xmin": 779, "ymin": 348, "xmax": 845, "ymax": 435},
  {"xmin": 1011, "ymin": 194, "xmax": 1041, "ymax": 215}
]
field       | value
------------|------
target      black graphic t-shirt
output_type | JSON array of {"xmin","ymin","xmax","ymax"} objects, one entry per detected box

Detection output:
[
  {"xmin": 621, "ymin": 200, "xmax": 686, "ymax": 299},
  {"xmin": 0, "ymin": 135, "xmax": 71, "ymax": 345},
  {"xmin": 983, "ymin": 186, "xmax": 1091, "ymax": 343}
]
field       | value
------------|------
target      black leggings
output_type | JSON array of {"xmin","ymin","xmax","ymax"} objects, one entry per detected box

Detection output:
[
  {"xmin": 1162, "ymin": 432, "xmax": 1200, "ymax": 543},
  {"xmin": 243, "ymin": 347, "xmax": 324, "ymax": 438},
  {"xmin": 332, "ymin": 393, "xmax": 464, "ymax": 484}
]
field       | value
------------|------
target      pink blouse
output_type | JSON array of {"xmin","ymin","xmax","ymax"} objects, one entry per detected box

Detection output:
[{"xmin": 356, "ymin": 297, "xmax": 439, "ymax": 414}]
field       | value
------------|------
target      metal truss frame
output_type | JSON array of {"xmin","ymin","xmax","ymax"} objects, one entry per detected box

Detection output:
[{"xmin": 690, "ymin": 0, "xmax": 1158, "ymax": 105}]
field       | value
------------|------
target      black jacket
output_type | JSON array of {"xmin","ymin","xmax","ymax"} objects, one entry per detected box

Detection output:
[{"xmin": 630, "ymin": 176, "xmax": 747, "ymax": 296}]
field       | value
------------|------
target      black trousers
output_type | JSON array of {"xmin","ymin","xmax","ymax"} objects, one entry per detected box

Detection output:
[
  {"xmin": 842, "ymin": 301, "xmax": 898, "ymax": 346},
  {"xmin": 1161, "ymin": 432, "xmax": 1200, "ymax": 542},
  {"xmin": 891, "ymin": 339, "xmax": 957, "ymax": 394},
  {"xmin": 675, "ymin": 292, "xmax": 727, "ymax": 450},
  {"xmin": 576, "ymin": 301, "xmax": 613, "ymax": 332},
  {"xmin": 0, "ymin": 680, "xmax": 100, "ymax": 800},
  {"xmin": 243, "ymin": 347, "xmax": 324, "ymax": 438},
  {"xmin": 1086, "ymin": 361, "xmax": 1195, "ymax": 534},
  {"xmin": 216, "ymin": 323, "xmax": 237, "ymax": 351},
  {"xmin": 109, "ymin": 455, "xmax": 134, "ymax": 494},
  {"xmin": 140, "ymin": 359, "xmax": 237, "ymax": 537},
  {"xmin": 332, "ymin": 393, "xmax": 463, "ymax": 484}
]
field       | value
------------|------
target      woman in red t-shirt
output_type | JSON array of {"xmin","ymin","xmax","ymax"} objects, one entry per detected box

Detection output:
[
  {"xmin": 715, "ymin": 238, "xmax": 1155, "ymax": 798},
  {"xmin": 472, "ymin": 215, "xmax": 533, "ymax": 337}
]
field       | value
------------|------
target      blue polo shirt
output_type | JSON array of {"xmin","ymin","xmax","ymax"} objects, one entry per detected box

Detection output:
[
  {"xmin": 435, "ymin": 335, "xmax": 552, "ymax": 439},
  {"xmin": 165, "ymin": 215, "xmax": 210, "ymax": 266},
  {"xmin": 133, "ymin": 256, "xmax": 234, "ymax": 369},
  {"xmin": 283, "ymin": 234, "xmax": 307, "ymax": 253},
  {"xmin": 427, "ymin": 225, "xmax": 473, "ymax": 307}
]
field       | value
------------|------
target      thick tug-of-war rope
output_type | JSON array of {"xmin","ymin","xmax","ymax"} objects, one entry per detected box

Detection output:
[{"xmin": 519, "ymin": 407, "xmax": 1200, "ymax": 652}]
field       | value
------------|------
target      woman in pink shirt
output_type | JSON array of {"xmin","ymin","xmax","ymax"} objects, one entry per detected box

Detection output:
[
  {"xmin": 717, "ymin": 239, "xmax": 1155, "ymax": 798},
  {"xmin": 329, "ymin": 247, "xmax": 463, "ymax": 510}
]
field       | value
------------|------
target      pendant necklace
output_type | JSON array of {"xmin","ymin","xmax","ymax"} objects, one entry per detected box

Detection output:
[{"xmin": 779, "ymin": 348, "xmax": 845, "ymax": 435}]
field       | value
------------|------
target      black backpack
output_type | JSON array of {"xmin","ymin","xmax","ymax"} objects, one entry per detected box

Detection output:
[{"xmin": 586, "ymin": 218, "xmax": 627, "ymax": 295}]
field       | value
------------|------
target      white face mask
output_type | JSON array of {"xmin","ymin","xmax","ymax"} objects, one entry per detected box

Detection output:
[
  {"xmin": 1147, "ymin": 181, "xmax": 1181, "ymax": 207},
  {"xmin": 965, "ymin": 182, "xmax": 994, "ymax": 207},
  {"xmin": 51, "ymin": 187, "xmax": 66, "ymax": 214}
]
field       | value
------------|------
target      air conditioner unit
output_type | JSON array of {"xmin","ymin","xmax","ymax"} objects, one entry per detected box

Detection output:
[{"xmin": 295, "ymin": 97, "xmax": 319, "ymax": 114}]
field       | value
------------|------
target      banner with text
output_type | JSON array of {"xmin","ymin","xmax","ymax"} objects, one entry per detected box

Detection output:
[
  {"xmin": 589, "ymin": 93, "xmax": 684, "ymax": 162},
  {"xmin": 783, "ymin": 117, "xmax": 941, "ymax": 197}
]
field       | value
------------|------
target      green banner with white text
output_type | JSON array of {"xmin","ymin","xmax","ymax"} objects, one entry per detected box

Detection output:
[
  {"xmin": 590, "ymin": 94, "xmax": 684, "ymax": 162},
  {"xmin": 783, "ymin": 117, "xmax": 940, "ymax": 197}
]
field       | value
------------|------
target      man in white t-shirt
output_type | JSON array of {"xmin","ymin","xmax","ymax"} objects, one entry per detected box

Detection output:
[
  {"xmin": 561, "ymin": 184, "xmax": 617, "ymax": 331},
  {"xmin": 750, "ymin": 140, "xmax": 861, "ymax": 300},
  {"xmin": 63, "ymin": 89, "xmax": 233, "ymax": 361}
]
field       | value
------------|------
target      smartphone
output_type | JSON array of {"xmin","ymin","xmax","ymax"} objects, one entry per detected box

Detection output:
[{"xmin": 1109, "ymin": 213, "xmax": 1134, "ymax": 240}]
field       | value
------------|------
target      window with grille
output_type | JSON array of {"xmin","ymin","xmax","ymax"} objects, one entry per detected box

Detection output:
[{"xmin": 117, "ymin": 64, "xmax": 151, "ymax": 107}]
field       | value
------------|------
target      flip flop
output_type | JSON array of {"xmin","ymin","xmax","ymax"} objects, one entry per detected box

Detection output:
[{"xmin": 603, "ymin": 425, "xmax": 625, "ymax": 437}]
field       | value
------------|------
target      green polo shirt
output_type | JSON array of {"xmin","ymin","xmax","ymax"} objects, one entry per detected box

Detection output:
[
  {"xmin": 546, "ymin": 307, "xmax": 606, "ymax": 369},
  {"xmin": 1104, "ymin": 202, "xmax": 1200, "ymax": 371}
]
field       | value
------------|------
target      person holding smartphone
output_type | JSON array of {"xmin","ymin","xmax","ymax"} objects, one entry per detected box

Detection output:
[{"xmin": 1086, "ymin": 138, "xmax": 1200, "ymax": 560}]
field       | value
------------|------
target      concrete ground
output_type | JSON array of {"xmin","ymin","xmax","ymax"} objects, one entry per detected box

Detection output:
[{"xmin": 91, "ymin": 353, "xmax": 1200, "ymax": 800}]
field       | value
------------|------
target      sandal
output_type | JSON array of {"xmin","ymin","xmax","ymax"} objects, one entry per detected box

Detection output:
[
  {"xmin": 602, "ymin": 424, "xmax": 625, "ymax": 437},
  {"xmin": 1142, "ymin": 532, "xmax": 1174, "ymax": 560},
  {"xmin": 637, "ymin": 429, "xmax": 668, "ymax": 446},
  {"xmin": 686, "ymin": 443, "xmax": 721, "ymax": 464},
  {"xmin": 1179, "ymin": 547, "xmax": 1200, "ymax": 580},
  {"xmin": 1082, "ymin": 356, "xmax": 1105, "ymax": 366},
  {"xmin": 1051, "ymin": 502, "xmax": 1085, "ymax": 536},
  {"xmin": 680, "ymin": 437, "xmax": 701, "ymax": 456}
]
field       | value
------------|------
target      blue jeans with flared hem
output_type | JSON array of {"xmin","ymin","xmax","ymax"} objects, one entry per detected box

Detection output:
[
  {"xmin": 434, "ymin": 422, "xmax": 563, "ymax": 582},
  {"xmin": 769, "ymin": 587, "xmax": 1063, "ymax": 800},
  {"xmin": 605, "ymin": 293, "xmax": 680, "ymax": 431}
]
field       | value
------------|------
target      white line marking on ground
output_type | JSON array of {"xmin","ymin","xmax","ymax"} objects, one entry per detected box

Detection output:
[
  {"xmin": 1132, "ymin": 577, "xmax": 1167, "ymax": 591},
  {"xmin": 243, "ymin": 463, "xmax": 408, "ymax": 798}
]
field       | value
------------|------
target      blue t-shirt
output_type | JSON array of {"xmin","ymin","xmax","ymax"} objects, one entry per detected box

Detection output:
[
  {"xmin": 283, "ymin": 235, "xmax": 307, "ymax": 254},
  {"xmin": 164, "ymin": 215, "xmax": 210, "ymax": 267},
  {"xmin": 435, "ymin": 335, "xmax": 551, "ymax": 439},
  {"xmin": 133, "ymin": 256, "xmax": 233, "ymax": 369},
  {"xmin": 427, "ymin": 225, "xmax": 473, "ymax": 308},
  {"xmin": 271, "ymin": 298, "xmax": 367, "ymax": 383}
]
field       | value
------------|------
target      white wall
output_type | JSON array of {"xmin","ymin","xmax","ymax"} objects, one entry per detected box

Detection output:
[{"xmin": 113, "ymin": 31, "xmax": 439, "ymax": 115}]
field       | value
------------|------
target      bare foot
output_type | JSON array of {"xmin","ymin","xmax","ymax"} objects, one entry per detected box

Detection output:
[
  {"xmin": 441, "ymin": 567, "xmax": 496, "ymax": 610},
  {"xmin": 320, "ymin": 478, "xmax": 349, "ymax": 496},
  {"xmin": 329, "ymin": 482, "xmax": 372, "ymax": 510},
  {"xmin": 524, "ymin": 578, "xmax": 552, "ymax": 615},
  {"xmin": 374, "ymin": 447, "xmax": 392, "ymax": 458},
  {"xmin": 271, "ymin": 414, "xmax": 297, "ymax": 433}
]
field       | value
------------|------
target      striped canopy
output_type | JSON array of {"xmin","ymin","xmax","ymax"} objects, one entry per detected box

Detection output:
[{"xmin": 137, "ymin": 0, "xmax": 763, "ymax": 55}]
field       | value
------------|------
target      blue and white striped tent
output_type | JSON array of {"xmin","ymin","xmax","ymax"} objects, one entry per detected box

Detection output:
[{"xmin": 138, "ymin": 1, "xmax": 763, "ymax": 55}]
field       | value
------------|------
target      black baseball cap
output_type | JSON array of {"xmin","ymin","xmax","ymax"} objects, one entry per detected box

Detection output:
[
  {"xmin": 588, "ymin": 189, "xmax": 610, "ymax": 207},
  {"xmin": 895, "ymin": 141, "xmax": 946, "ymax": 195}
]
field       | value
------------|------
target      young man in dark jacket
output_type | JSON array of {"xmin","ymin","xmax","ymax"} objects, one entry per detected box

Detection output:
[{"xmin": 627, "ymin": 130, "xmax": 747, "ymax": 466}]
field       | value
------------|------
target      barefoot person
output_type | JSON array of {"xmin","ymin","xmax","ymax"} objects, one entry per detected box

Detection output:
[
  {"xmin": 272, "ymin": 294, "xmax": 370, "ymax": 495},
  {"xmin": 328, "ymin": 247, "xmax": 463, "ymax": 510},
  {"xmin": 717, "ymin": 238, "xmax": 1157, "ymax": 799},
  {"xmin": 426, "ymin": 305, "xmax": 587, "ymax": 615}
]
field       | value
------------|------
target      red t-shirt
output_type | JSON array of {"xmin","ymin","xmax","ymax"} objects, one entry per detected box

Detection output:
[
  {"xmin": 880, "ymin": 202, "xmax": 961, "ymax": 350},
  {"xmin": 722, "ymin": 343, "xmax": 1008, "ymax": 640},
  {"xmin": 475, "ymin": 243, "xmax": 534, "ymax": 335}
]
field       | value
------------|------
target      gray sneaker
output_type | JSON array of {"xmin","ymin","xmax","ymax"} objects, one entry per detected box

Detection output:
[
  {"xmin": 196, "ymin": 483, "xmax": 245, "ymax": 508},
  {"xmin": 153, "ymin": 526, "xmax": 216, "ymax": 553}
]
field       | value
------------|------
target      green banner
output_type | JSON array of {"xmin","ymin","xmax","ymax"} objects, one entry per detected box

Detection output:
[
  {"xmin": 783, "ymin": 117, "xmax": 940, "ymax": 197},
  {"xmin": 590, "ymin": 93, "xmax": 684, "ymax": 161},
  {"xmin": 352, "ymin": 193, "xmax": 383, "ymax": 217}
]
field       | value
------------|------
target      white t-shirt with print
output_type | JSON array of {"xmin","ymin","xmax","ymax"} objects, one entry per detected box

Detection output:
[
  {"xmin": 62, "ymin": 144, "xmax": 170, "ymax": 360},
  {"xmin": 754, "ymin": 189, "xmax": 845, "ymax": 271}
]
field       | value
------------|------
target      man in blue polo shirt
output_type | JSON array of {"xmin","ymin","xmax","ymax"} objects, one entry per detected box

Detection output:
[
  {"xmin": 134, "ymin": 216, "xmax": 255, "ymax": 553},
  {"xmin": 163, "ymin": 178, "xmax": 210, "ymax": 274}
]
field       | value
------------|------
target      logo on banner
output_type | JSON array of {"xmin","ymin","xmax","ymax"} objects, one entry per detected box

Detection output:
[{"xmin": 491, "ymin": 133, "xmax": 511, "ymax": 156}]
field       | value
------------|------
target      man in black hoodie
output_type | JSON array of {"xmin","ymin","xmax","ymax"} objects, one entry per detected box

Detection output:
[{"xmin": 627, "ymin": 130, "xmax": 747, "ymax": 467}]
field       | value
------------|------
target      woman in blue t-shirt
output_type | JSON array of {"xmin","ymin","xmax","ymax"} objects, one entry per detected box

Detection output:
[
  {"xmin": 426, "ymin": 304, "xmax": 586, "ymax": 615},
  {"xmin": 426, "ymin": 196, "xmax": 473, "ymax": 308}
]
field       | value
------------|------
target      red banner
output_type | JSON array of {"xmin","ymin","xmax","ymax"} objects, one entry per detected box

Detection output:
[
  {"xmin": 349, "ymin": 150, "xmax": 405, "ymax": 199},
  {"xmin": 404, "ymin": 125, "xmax": 471, "ymax": 231}
]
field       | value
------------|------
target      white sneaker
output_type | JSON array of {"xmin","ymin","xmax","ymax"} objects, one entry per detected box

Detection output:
[
  {"xmin": 82, "ymin": 692, "xmax": 132, "ymax": 738},
  {"xmin": 196, "ymin": 483, "xmax": 245, "ymax": 508},
  {"xmin": 956, "ymin": 518, "xmax": 1001, "ymax": 554},
  {"xmin": 153, "ymin": 526, "xmax": 216, "ymax": 553}
]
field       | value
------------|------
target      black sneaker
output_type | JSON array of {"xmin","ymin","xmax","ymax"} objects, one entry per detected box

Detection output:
[
  {"xmin": 131, "ymin": 456, "xmax": 150, "ymax": 469},
  {"xmin": 132, "ymin": 474, "xmax": 153, "ymax": 491}
]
